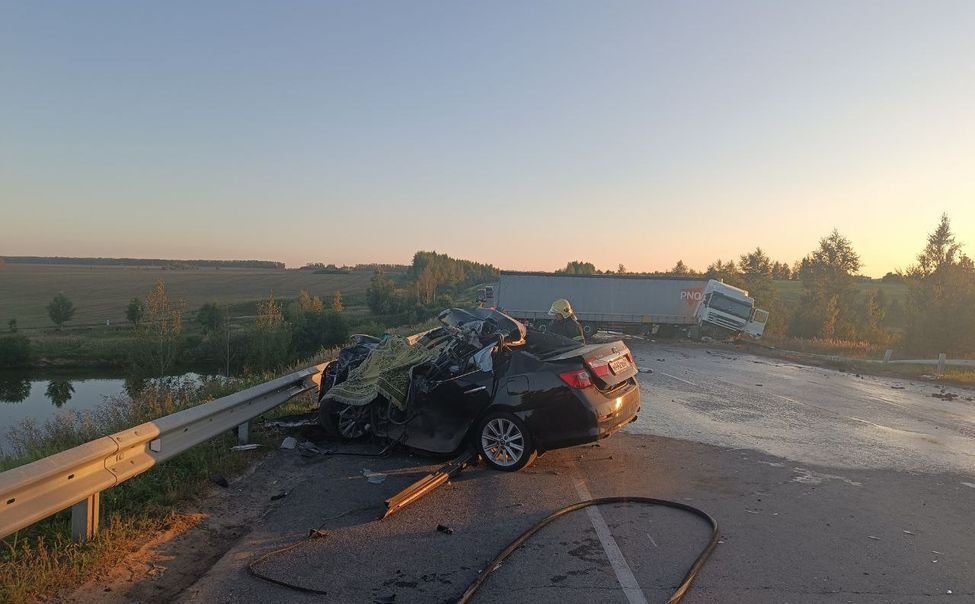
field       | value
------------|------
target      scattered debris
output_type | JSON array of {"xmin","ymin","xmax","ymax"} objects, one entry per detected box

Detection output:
[
  {"xmin": 932, "ymin": 392, "xmax": 959, "ymax": 401},
  {"xmin": 640, "ymin": 368, "xmax": 654, "ymax": 374},
  {"xmin": 211, "ymin": 474, "xmax": 229, "ymax": 488},
  {"xmin": 363, "ymin": 469, "xmax": 387, "ymax": 484},
  {"xmin": 932, "ymin": 551, "xmax": 943, "ymax": 555},
  {"xmin": 867, "ymin": 536, "xmax": 880, "ymax": 541},
  {"xmin": 375, "ymin": 595, "xmax": 396, "ymax": 603},
  {"xmin": 891, "ymin": 385, "xmax": 905, "ymax": 390},
  {"xmin": 280, "ymin": 436, "xmax": 298, "ymax": 449},
  {"xmin": 903, "ymin": 530, "xmax": 915, "ymax": 535},
  {"xmin": 263, "ymin": 413, "xmax": 319, "ymax": 429},
  {"xmin": 744, "ymin": 509, "xmax": 759, "ymax": 514},
  {"xmin": 231, "ymin": 443, "xmax": 261, "ymax": 451},
  {"xmin": 297, "ymin": 441, "xmax": 324, "ymax": 456},
  {"xmin": 270, "ymin": 491, "xmax": 288, "ymax": 501},
  {"xmin": 656, "ymin": 358, "xmax": 666, "ymax": 362},
  {"xmin": 755, "ymin": 384, "xmax": 763, "ymax": 387},
  {"xmin": 437, "ymin": 524, "xmax": 454, "ymax": 535}
]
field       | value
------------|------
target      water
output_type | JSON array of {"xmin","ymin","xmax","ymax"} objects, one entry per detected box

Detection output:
[{"xmin": 0, "ymin": 369, "xmax": 206, "ymax": 454}]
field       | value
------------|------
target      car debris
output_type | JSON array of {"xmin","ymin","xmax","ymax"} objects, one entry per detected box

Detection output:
[
  {"xmin": 318, "ymin": 308, "xmax": 641, "ymax": 472},
  {"xmin": 383, "ymin": 451, "xmax": 475, "ymax": 519},
  {"xmin": 230, "ymin": 443, "xmax": 261, "ymax": 451},
  {"xmin": 211, "ymin": 474, "xmax": 230, "ymax": 488},
  {"xmin": 263, "ymin": 413, "xmax": 320, "ymax": 429},
  {"xmin": 436, "ymin": 524, "xmax": 454, "ymax": 535},
  {"xmin": 280, "ymin": 436, "xmax": 298, "ymax": 449},
  {"xmin": 362, "ymin": 469, "xmax": 387, "ymax": 484}
]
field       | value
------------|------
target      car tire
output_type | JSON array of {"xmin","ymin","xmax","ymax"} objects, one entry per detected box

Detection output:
[
  {"xmin": 319, "ymin": 398, "xmax": 369, "ymax": 441},
  {"xmin": 476, "ymin": 412, "xmax": 537, "ymax": 472}
]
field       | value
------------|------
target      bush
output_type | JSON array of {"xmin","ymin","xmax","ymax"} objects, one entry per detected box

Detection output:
[{"xmin": 0, "ymin": 334, "xmax": 31, "ymax": 367}]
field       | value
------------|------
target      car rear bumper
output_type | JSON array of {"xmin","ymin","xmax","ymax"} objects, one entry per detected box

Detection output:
[{"xmin": 529, "ymin": 380, "xmax": 641, "ymax": 451}]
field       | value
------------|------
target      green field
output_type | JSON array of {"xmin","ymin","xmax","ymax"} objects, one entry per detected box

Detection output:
[{"xmin": 0, "ymin": 265, "xmax": 373, "ymax": 329}]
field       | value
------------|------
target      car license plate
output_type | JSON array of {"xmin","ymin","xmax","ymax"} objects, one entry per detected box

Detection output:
[{"xmin": 608, "ymin": 357, "xmax": 630, "ymax": 374}]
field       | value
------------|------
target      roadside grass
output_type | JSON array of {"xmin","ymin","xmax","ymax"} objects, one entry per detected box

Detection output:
[
  {"xmin": 733, "ymin": 341, "xmax": 975, "ymax": 389},
  {"xmin": 760, "ymin": 335, "xmax": 891, "ymax": 360},
  {"xmin": 0, "ymin": 353, "xmax": 332, "ymax": 603}
]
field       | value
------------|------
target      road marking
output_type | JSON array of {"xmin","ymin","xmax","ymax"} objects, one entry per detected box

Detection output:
[
  {"xmin": 659, "ymin": 371, "xmax": 697, "ymax": 387},
  {"xmin": 963, "ymin": 482, "xmax": 975, "ymax": 489},
  {"xmin": 573, "ymin": 479, "xmax": 648, "ymax": 604}
]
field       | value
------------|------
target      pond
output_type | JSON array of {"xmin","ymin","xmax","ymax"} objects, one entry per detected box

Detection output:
[{"xmin": 0, "ymin": 369, "xmax": 211, "ymax": 455}]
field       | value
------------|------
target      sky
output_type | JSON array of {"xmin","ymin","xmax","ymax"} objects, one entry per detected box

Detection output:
[{"xmin": 2, "ymin": 1, "xmax": 973, "ymax": 277}]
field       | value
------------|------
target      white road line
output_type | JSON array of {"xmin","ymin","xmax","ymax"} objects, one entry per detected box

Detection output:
[
  {"xmin": 573, "ymin": 479, "xmax": 648, "ymax": 604},
  {"xmin": 962, "ymin": 482, "xmax": 975, "ymax": 489},
  {"xmin": 659, "ymin": 371, "xmax": 697, "ymax": 387}
]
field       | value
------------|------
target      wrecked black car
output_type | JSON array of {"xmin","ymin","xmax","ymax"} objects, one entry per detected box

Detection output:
[{"xmin": 318, "ymin": 308, "xmax": 641, "ymax": 471}]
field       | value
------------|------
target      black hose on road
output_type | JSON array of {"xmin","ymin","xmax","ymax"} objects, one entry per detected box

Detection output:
[
  {"xmin": 456, "ymin": 496, "xmax": 719, "ymax": 604},
  {"xmin": 249, "ymin": 496, "xmax": 719, "ymax": 603}
]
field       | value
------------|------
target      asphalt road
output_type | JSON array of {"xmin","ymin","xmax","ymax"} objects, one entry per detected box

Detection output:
[{"xmin": 172, "ymin": 340, "xmax": 975, "ymax": 604}]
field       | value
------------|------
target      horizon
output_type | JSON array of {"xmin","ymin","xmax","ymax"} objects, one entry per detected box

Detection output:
[{"xmin": 3, "ymin": 2, "xmax": 974, "ymax": 278}]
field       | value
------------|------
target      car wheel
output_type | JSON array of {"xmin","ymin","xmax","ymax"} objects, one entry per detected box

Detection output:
[
  {"xmin": 319, "ymin": 398, "xmax": 369, "ymax": 440},
  {"xmin": 477, "ymin": 412, "xmax": 537, "ymax": 471}
]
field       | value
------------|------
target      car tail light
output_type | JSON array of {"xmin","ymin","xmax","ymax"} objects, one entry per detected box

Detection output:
[
  {"xmin": 587, "ymin": 358, "xmax": 612, "ymax": 378},
  {"xmin": 559, "ymin": 369, "xmax": 592, "ymax": 389}
]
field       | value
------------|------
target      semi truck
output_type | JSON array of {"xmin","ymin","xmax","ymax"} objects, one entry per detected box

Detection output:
[{"xmin": 483, "ymin": 272, "xmax": 769, "ymax": 339}]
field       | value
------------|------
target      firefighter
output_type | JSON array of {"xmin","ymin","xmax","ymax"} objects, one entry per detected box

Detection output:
[{"xmin": 548, "ymin": 298, "xmax": 585, "ymax": 342}]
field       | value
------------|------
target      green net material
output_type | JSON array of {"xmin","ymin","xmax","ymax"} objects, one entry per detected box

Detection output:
[{"xmin": 323, "ymin": 335, "xmax": 445, "ymax": 410}]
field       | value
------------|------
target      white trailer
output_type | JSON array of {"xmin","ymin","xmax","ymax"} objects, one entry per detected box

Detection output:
[{"xmin": 488, "ymin": 272, "xmax": 768, "ymax": 339}]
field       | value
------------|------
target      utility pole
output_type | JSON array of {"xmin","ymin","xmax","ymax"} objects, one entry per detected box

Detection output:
[{"xmin": 225, "ymin": 305, "xmax": 231, "ymax": 378}]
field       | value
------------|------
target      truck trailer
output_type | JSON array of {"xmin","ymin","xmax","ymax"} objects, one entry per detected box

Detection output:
[{"xmin": 486, "ymin": 272, "xmax": 769, "ymax": 339}]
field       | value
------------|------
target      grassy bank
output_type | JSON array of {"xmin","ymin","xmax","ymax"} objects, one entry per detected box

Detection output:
[
  {"xmin": 732, "ymin": 339, "xmax": 975, "ymax": 387},
  {"xmin": 0, "ymin": 356, "xmax": 330, "ymax": 603}
]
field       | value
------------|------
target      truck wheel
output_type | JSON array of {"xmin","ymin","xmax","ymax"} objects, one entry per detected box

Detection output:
[
  {"xmin": 582, "ymin": 323, "xmax": 597, "ymax": 339},
  {"xmin": 477, "ymin": 412, "xmax": 537, "ymax": 471}
]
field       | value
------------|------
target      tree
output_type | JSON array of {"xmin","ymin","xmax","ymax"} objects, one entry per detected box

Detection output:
[
  {"xmin": 0, "ymin": 334, "xmax": 31, "ymax": 367},
  {"xmin": 617, "ymin": 264, "xmax": 627, "ymax": 274},
  {"xmin": 47, "ymin": 293, "xmax": 76, "ymax": 330},
  {"xmin": 366, "ymin": 268, "xmax": 396, "ymax": 314},
  {"xmin": 790, "ymin": 230, "xmax": 862, "ymax": 339},
  {"xmin": 135, "ymin": 280, "xmax": 184, "ymax": 376},
  {"xmin": 256, "ymin": 292, "xmax": 284, "ymax": 329},
  {"xmin": 332, "ymin": 291, "xmax": 344, "ymax": 312},
  {"xmin": 557, "ymin": 261, "xmax": 598, "ymax": 275},
  {"xmin": 911, "ymin": 213, "xmax": 962, "ymax": 276},
  {"xmin": 297, "ymin": 290, "xmax": 324, "ymax": 313},
  {"xmin": 670, "ymin": 260, "xmax": 693, "ymax": 276},
  {"xmin": 126, "ymin": 298, "xmax": 143, "ymax": 326},
  {"xmin": 197, "ymin": 302, "xmax": 225, "ymax": 335},
  {"xmin": 904, "ymin": 214, "xmax": 975, "ymax": 354}
]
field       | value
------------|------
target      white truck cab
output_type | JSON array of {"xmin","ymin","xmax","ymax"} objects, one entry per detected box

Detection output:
[{"xmin": 695, "ymin": 279, "xmax": 768, "ymax": 338}]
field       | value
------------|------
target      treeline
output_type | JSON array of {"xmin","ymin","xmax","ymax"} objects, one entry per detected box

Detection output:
[
  {"xmin": 2, "ymin": 256, "xmax": 285, "ymax": 269},
  {"xmin": 561, "ymin": 215, "xmax": 974, "ymax": 356},
  {"xmin": 365, "ymin": 251, "xmax": 500, "ymax": 321}
]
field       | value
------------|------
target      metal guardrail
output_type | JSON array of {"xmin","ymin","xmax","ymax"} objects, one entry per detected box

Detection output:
[{"xmin": 0, "ymin": 364, "xmax": 325, "ymax": 542}]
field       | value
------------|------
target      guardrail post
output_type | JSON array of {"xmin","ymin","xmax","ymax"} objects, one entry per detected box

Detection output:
[
  {"xmin": 938, "ymin": 353, "xmax": 946, "ymax": 376},
  {"xmin": 883, "ymin": 349, "xmax": 893, "ymax": 364},
  {"xmin": 71, "ymin": 492, "xmax": 100, "ymax": 542},
  {"xmin": 237, "ymin": 421, "xmax": 250, "ymax": 445}
]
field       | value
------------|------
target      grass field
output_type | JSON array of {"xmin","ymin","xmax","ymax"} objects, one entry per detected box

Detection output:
[{"xmin": 0, "ymin": 265, "xmax": 373, "ymax": 329}]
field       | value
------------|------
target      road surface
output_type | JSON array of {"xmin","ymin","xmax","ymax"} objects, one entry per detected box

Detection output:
[{"xmin": 70, "ymin": 341, "xmax": 975, "ymax": 603}]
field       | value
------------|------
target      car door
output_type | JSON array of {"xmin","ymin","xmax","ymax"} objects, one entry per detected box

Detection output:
[{"xmin": 398, "ymin": 369, "xmax": 495, "ymax": 454}]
